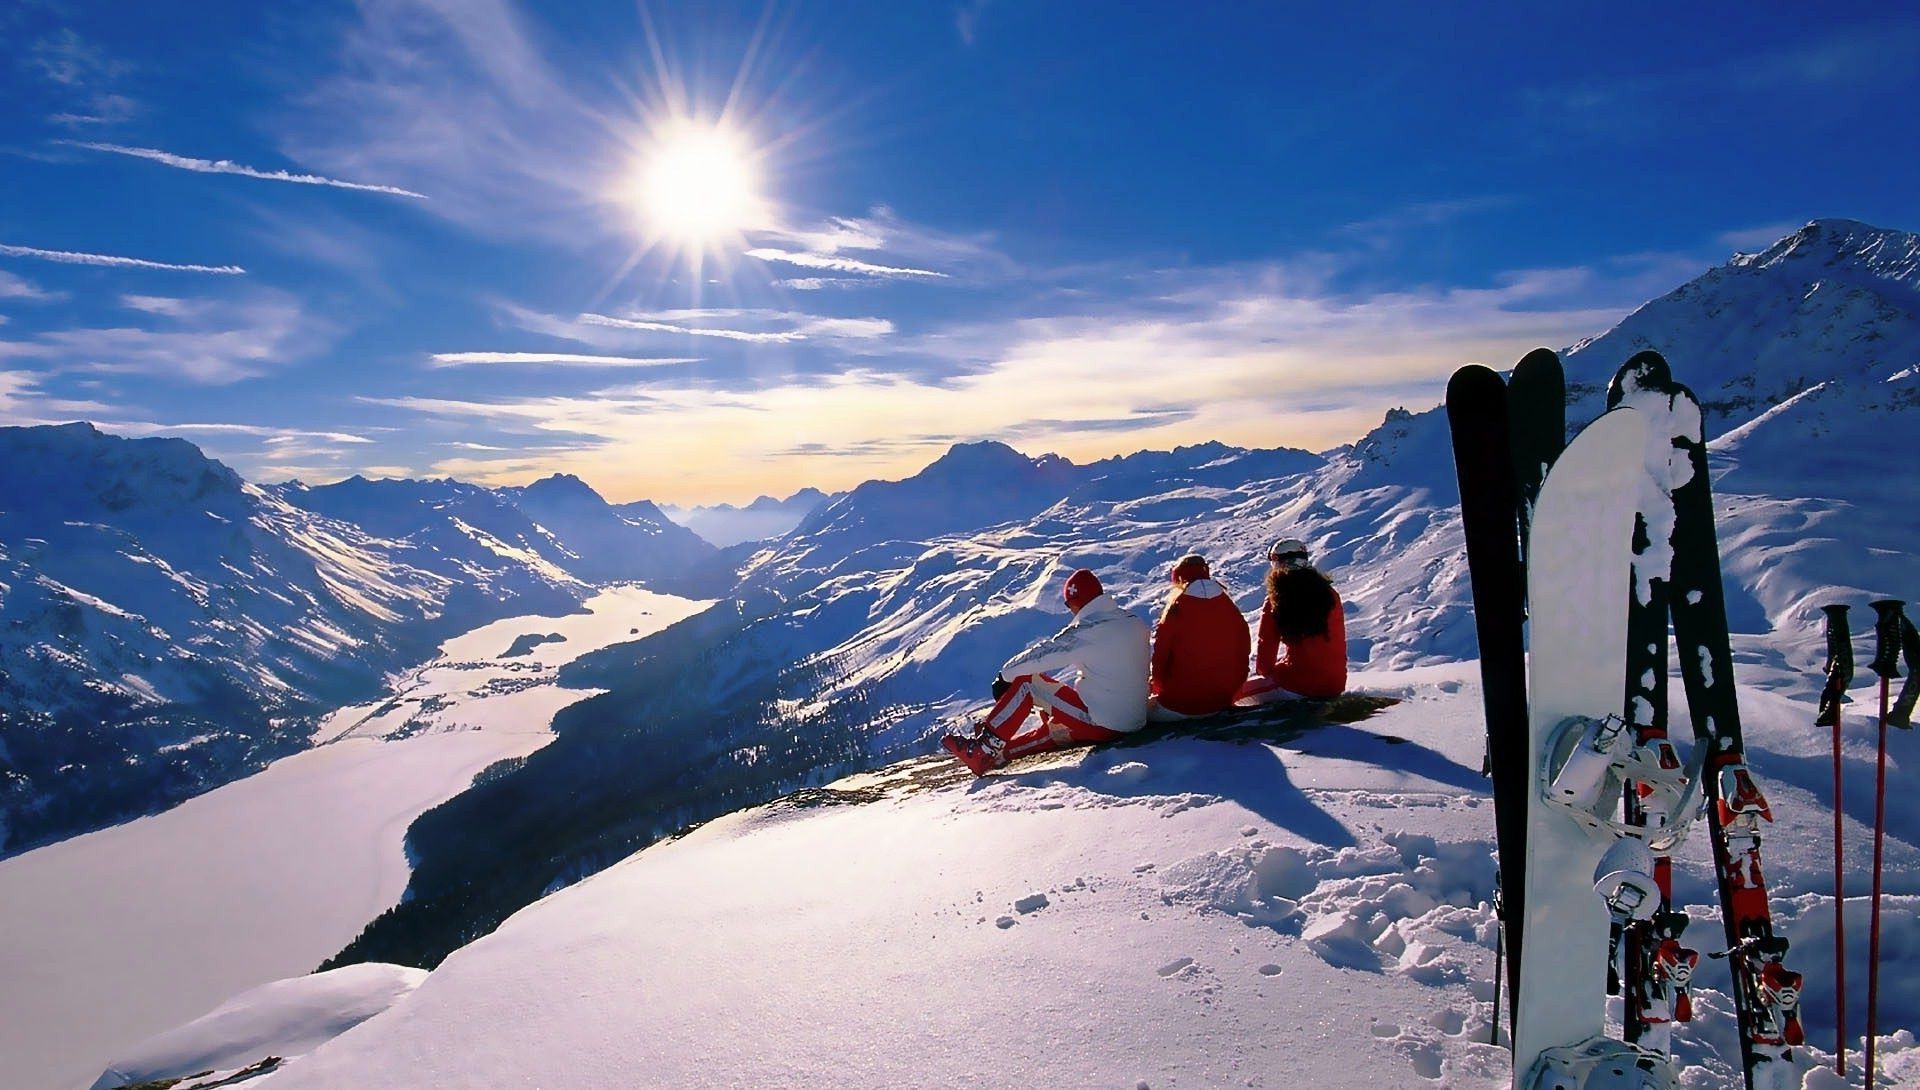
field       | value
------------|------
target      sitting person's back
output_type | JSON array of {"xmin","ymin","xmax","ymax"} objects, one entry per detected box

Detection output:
[
  {"xmin": 1149, "ymin": 554, "xmax": 1250, "ymax": 720},
  {"xmin": 1239, "ymin": 538, "xmax": 1347, "ymax": 702}
]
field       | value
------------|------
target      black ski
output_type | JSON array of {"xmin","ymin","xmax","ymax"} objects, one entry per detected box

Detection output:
[
  {"xmin": 1445, "ymin": 363, "xmax": 1529, "ymax": 1030},
  {"xmin": 1507, "ymin": 347, "xmax": 1566, "ymax": 607}
]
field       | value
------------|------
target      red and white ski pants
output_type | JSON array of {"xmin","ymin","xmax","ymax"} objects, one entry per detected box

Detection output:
[{"xmin": 984, "ymin": 673, "xmax": 1124, "ymax": 759}]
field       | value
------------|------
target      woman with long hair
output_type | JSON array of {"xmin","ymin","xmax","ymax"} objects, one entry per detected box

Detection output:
[{"xmin": 1236, "ymin": 537, "xmax": 1347, "ymax": 702}]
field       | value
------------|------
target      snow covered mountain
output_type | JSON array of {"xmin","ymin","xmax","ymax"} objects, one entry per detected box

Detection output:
[
  {"xmin": 12, "ymin": 217, "xmax": 1920, "ymax": 1089},
  {"xmin": 324, "ymin": 218, "xmax": 1920, "ymax": 981},
  {"xmin": 658, "ymin": 487, "xmax": 832, "ymax": 548},
  {"xmin": 501, "ymin": 474, "xmax": 716, "ymax": 587},
  {"xmin": 0, "ymin": 434, "xmax": 715, "ymax": 855}
]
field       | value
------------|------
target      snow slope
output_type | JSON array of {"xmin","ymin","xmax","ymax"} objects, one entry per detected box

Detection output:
[
  {"xmin": 91, "ymin": 964, "xmax": 425, "ymax": 1090},
  {"xmin": 246, "ymin": 667, "xmax": 1920, "ymax": 1089},
  {"xmin": 0, "ymin": 729, "xmax": 541, "ymax": 1090},
  {"xmin": 0, "ymin": 585, "xmax": 708, "ymax": 1090},
  {"xmin": 346, "ymin": 221, "xmax": 1920, "ymax": 980}
]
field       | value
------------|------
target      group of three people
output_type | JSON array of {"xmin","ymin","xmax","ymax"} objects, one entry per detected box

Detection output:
[{"xmin": 942, "ymin": 537, "xmax": 1348, "ymax": 776}]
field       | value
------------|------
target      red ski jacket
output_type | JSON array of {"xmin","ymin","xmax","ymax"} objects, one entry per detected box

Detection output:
[
  {"xmin": 1150, "ymin": 579, "xmax": 1252, "ymax": 716},
  {"xmin": 1254, "ymin": 590, "xmax": 1347, "ymax": 699}
]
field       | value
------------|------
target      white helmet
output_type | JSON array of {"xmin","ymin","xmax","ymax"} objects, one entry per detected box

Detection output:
[{"xmin": 1267, "ymin": 537, "xmax": 1310, "ymax": 564}]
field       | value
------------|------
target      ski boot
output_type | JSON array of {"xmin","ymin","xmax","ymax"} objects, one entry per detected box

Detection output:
[{"xmin": 942, "ymin": 730, "xmax": 1007, "ymax": 777}]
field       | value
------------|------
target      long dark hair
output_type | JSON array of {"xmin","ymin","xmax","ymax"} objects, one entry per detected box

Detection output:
[{"xmin": 1266, "ymin": 564, "xmax": 1336, "ymax": 642}]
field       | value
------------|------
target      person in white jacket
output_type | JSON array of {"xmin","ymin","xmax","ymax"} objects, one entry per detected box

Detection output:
[{"xmin": 942, "ymin": 568, "xmax": 1150, "ymax": 776}]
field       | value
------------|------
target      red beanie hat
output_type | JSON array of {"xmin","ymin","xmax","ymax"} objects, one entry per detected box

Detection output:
[
  {"xmin": 1063, "ymin": 568, "xmax": 1103, "ymax": 610},
  {"xmin": 1170, "ymin": 554, "xmax": 1209, "ymax": 584}
]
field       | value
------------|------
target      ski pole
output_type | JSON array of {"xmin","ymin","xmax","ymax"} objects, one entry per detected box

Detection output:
[
  {"xmin": 1864, "ymin": 598, "xmax": 1905, "ymax": 1089},
  {"xmin": 1817, "ymin": 602, "xmax": 1852, "ymax": 1075}
]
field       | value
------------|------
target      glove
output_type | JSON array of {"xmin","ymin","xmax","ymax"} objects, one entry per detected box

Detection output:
[{"xmin": 991, "ymin": 673, "xmax": 1011, "ymax": 700}]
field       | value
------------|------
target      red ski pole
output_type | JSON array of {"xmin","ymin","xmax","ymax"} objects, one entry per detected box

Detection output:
[
  {"xmin": 1817, "ymin": 603, "xmax": 1852, "ymax": 1076},
  {"xmin": 1864, "ymin": 599, "xmax": 1905, "ymax": 1088}
]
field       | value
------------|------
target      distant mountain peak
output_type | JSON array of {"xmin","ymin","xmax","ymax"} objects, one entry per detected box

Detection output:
[
  {"xmin": 917, "ymin": 440, "xmax": 1055, "ymax": 480},
  {"xmin": 520, "ymin": 473, "xmax": 604, "ymax": 504},
  {"xmin": 1729, "ymin": 219, "xmax": 1920, "ymax": 288}
]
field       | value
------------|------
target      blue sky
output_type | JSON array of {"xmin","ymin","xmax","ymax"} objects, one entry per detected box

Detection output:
[{"xmin": 1, "ymin": 1, "xmax": 1915, "ymax": 504}]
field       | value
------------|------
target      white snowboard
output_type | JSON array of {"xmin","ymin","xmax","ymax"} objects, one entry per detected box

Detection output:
[{"xmin": 1513, "ymin": 406, "xmax": 1652, "ymax": 1084}]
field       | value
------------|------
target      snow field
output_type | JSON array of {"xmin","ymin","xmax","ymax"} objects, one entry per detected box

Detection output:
[
  {"xmin": 0, "ymin": 730, "xmax": 545, "ymax": 1090},
  {"xmin": 0, "ymin": 586, "xmax": 710, "ymax": 1090},
  {"xmin": 314, "ymin": 584, "xmax": 712, "ymax": 742},
  {"xmin": 255, "ymin": 670, "xmax": 1531, "ymax": 1089},
  {"xmin": 91, "ymin": 963, "xmax": 426, "ymax": 1090}
]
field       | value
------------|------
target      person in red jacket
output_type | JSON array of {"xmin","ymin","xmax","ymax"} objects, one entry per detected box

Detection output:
[
  {"xmin": 1148, "ymin": 554, "xmax": 1251, "ymax": 721},
  {"xmin": 1235, "ymin": 537, "xmax": 1347, "ymax": 702}
]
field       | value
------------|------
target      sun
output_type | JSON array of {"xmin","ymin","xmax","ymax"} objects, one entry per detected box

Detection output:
[{"xmin": 636, "ymin": 122, "xmax": 766, "ymax": 247}]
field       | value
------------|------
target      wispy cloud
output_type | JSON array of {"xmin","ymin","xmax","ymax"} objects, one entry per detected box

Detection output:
[
  {"xmin": 0, "ymin": 270, "xmax": 60, "ymax": 302},
  {"xmin": 779, "ymin": 277, "xmax": 878, "ymax": 291},
  {"xmin": 63, "ymin": 141, "xmax": 428, "ymax": 199},
  {"xmin": 283, "ymin": 0, "xmax": 614, "ymax": 241},
  {"xmin": 97, "ymin": 421, "xmax": 374, "ymax": 445},
  {"xmin": 955, "ymin": 1, "xmax": 992, "ymax": 46},
  {"xmin": 578, "ymin": 313, "xmax": 803, "ymax": 344},
  {"xmin": 1341, "ymin": 196, "xmax": 1515, "ymax": 245},
  {"xmin": 0, "ymin": 291, "xmax": 319, "ymax": 383},
  {"xmin": 744, "ymin": 247, "xmax": 947, "ymax": 279},
  {"xmin": 428, "ymin": 351, "xmax": 700, "ymax": 368},
  {"xmin": 577, "ymin": 310, "xmax": 895, "ymax": 343},
  {"xmin": 0, "ymin": 370, "xmax": 118, "ymax": 425},
  {"xmin": 748, "ymin": 206, "xmax": 1010, "ymax": 283},
  {"xmin": 23, "ymin": 27, "xmax": 139, "ymax": 128},
  {"xmin": 367, "ymin": 247, "xmax": 1670, "ymax": 504},
  {"xmin": 1523, "ymin": 21, "xmax": 1920, "ymax": 143},
  {"xmin": 0, "ymin": 243, "xmax": 245, "ymax": 275}
]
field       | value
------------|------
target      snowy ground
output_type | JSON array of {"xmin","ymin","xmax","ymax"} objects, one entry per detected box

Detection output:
[
  {"xmin": 125, "ymin": 660, "xmax": 1897, "ymax": 1090},
  {"xmin": 194, "ymin": 663, "xmax": 1870, "ymax": 1090},
  {"xmin": 313, "ymin": 584, "xmax": 710, "ymax": 742},
  {"xmin": 0, "ymin": 585, "xmax": 710, "ymax": 1090}
]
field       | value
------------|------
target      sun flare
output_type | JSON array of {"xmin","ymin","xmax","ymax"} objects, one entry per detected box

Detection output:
[{"xmin": 636, "ymin": 122, "xmax": 765, "ymax": 246}]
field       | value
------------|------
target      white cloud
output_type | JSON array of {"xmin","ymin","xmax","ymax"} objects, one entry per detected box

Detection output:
[
  {"xmin": 368, "ymin": 250, "xmax": 1660, "ymax": 504},
  {"xmin": 0, "ymin": 369, "xmax": 119, "ymax": 425},
  {"xmin": 577, "ymin": 313, "xmax": 803, "ymax": 344},
  {"xmin": 779, "ymin": 277, "xmax": 875, "ymax": 291},
  {"xmin": 283, "ymin": 0, "xmax": 616, "ymax": 241},
  {"xmin": 0, "ymin": 292, "xmax": 317, "ymax": 383},
  {"xmin": 0, "ymin": 243, "xmax": 244, "ymax": 275},
  {"xmin": 97, "ymin": 421, "xmax": 374, "ymax": 445},
  {"xmin": 575, "ymin": 310, "xmax": 895, "ymax": 343},
  {"xmin": 120, "ymin": 294, "xmax": 206, "ymax": 318},
  {"xmin": 744, "ymin": 247, "xmax": 946, "ymax": 279},
  {"xmin": 0, "ymin": 271, "xmax": 59, "ymax": 302},
  {"xmin": 64, "ymin": 142, "xmax": 428, "ymax": 199},
  {"xmin": 748, "ymin": 207, "xmax": 1010, "ymax": 283},
  {"xmin": 428, "ymin": 351, "xmax": 701, "ymax": 368},
  {"xmin": 24, "ymin": 28, "xmax": 139, "ymax": 128}
]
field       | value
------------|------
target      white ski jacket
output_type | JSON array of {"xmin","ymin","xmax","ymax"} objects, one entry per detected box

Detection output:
[{"xmin": 1000, "ymin": 593, "xmax": 1150, "ymax": 732}]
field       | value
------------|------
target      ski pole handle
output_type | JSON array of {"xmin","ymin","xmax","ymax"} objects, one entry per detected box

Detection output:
[
  {"xmin": 1894, "ymin": 616, "xmax": 1919, "ymax": 730},
  {"xmin": 1869, "ymin": 600, "xmax": 1907, "ymax": 680},
  {"xmin": 1818, "ymin": 604, "xmax": 1852, "ymax": 727}
]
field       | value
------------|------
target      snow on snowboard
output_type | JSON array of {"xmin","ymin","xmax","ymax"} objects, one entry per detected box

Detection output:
[{"xmin": 1449, "ymin": 350, "xmax": 1800, "ymax": 1090}]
